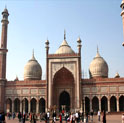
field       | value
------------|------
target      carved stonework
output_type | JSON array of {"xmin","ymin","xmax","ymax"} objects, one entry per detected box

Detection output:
[
  {"xmin": 39, "ymin": 89, "xmax": 46, "ymax": 95},
  {"xmin": 22, "ymin": 89, "xmax": 29, "ymax": 94},
  {"xmin": 52, "ymin": 62, "xmax": 75, "ymax": 79},
  {"xmin": 6, "ymin": 89, "xmax": 13, "ymax": 94},
  {"xmin": 92, "ymin": 87, "xmax": 98, "ymax": 93},
  {"xmin": 101, "ymin": 87, "xmax": 108, "ymax": 93},
  {"xmin": 14, "ymin": 90, "xmax": 21, "ymax": 94},
  {"xmin": 110, "ymin": 87, "xmax": 116, "ymax": 92},
  {"xmin": 31, "ymin": 89, "xmax": 38, "ymax": 94},
  {"xmin": 119, "ymin": 86, "xmax": 124, "ymax": 92},
  {"xmin": 82, "ymin": 88, "xmax": 90, "ymax": 93}
]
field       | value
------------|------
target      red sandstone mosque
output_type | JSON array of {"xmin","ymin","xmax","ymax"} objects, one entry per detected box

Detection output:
[{"xmin": 0, "ymin": 1, "xmax": 124, "ymax": 114}]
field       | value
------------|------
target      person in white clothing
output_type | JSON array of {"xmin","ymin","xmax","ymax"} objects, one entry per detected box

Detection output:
[
  {"xmin": 122, "ymin": 113, "xmax": 124, "ymax": 123},
  {"xmin": 97, "ymin": 110, "xmax": 101, "ymax": 121}
]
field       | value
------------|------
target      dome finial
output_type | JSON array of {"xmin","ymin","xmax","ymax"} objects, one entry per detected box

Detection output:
[
  {"xmin": 32, "ymin": 49, "xmax": 35, "ymax": 60},
  {"xmin": 5, "ymin": 5, "xmax": 7, "ymax": 9},
  {"xmin": 95, "ymin": 45, "xmax": 100, "ymax": 57},
  {"xmin": 64, "ymin": 29, "xmax": 66, "ymax": 40},
  {"xmin": 97, "ymin": 45, "xmax": 99, "ymax": 53}
]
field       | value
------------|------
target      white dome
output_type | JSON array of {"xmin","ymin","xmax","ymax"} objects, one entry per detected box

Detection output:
[
  {"xmin": 55, "ymin": 40, "xmax": 75, "ymax": 54},
  {"xmin": 24, "ymin": 53, "xmax": 42, "ymax": 80},
  {"xmin": 89, "ymin": 50, "xmax": 108, "ymax": 78}
]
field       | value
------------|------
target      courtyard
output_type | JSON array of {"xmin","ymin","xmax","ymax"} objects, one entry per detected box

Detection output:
[{"xmin": 5, "ymin": 114, "xmax": 122, "ymax": 123}]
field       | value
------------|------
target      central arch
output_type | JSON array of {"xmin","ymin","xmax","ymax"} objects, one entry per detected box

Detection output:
[
  {"xmin": 59, "ymin": 91, "xmax": 70, "ymax": 112},
  {"xmin": 53, "ymin": 67, "xmax": 74, "ymax": 111}
]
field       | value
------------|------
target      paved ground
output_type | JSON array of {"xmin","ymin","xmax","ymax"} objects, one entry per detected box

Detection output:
[{"xmin": 5, "ymin": 114, "xmax": 122, "ymax": 123}]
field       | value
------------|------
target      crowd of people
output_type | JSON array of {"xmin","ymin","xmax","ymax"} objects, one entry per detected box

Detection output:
[{"xmin": 0, "ymin": 109, "xmax": 117, "ymax": 123}]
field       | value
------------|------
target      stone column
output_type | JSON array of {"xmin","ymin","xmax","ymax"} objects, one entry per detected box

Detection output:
[
  {"xmin": 36, "ymin": 100, "xmax": 39, "ymax": 114},
  {"xmin": 20, "ymin": 100, "xmax": 22, "ymax": 113},
  {"xmin": 28, "ymin": 100, "xmax": 30, "ymax": 113},
  {"xmin": 12, "ymin": 100, "xmax": 14, "ymax": 113},
  {"xmin": 108, "ymin": 98, "xmax": 110, "ymax": 112},
  {"xmin": 117, "ymin": 98, "xmax": 119, "ymax": 112},
  {"xmin": 99, "ymin": 98, "xmax": 101, "ymax": 111},
  {"xmin": 90, "ymin": 99, "xmax": 92, "ymax": 112}
]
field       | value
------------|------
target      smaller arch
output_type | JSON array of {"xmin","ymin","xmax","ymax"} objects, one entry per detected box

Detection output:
[
  {"xmin": 59, "ymin": 91, "xmax": 70, "ymax": 112},
  {"xmin": 110, "ymin": 96, "xmax": 117, "ymax": 112},
  {"xmin": 85, "ymin": 97, "xmax": 90, "ymax": 113},
  {"xmin": 6, "ymin": 98, "xmax": 12, "ymax": 113},
  {"xmin": 22, "ymin": 98, "xmax": 28, "ymax": 113},
  {"xmin": 92, "ymin": 96, "xmax": 99, "ymax": 113},
  {"xmin": 101, "ymin": 96, "xmax": 108, "ymax": 112},
  {"xmin": 31, "ymin": 98, "xmax": 37, "ymax": 113},
  {"xmin": 14, "ymin": 98, "xmax": 20, "ymax": 113},
  {"xmin": 39, "ymin": 98, "xmax": 45, "ymax": 113},
  {"xmin": 119, "ymin": 95, "xmax": 124, "ymax": 111}
]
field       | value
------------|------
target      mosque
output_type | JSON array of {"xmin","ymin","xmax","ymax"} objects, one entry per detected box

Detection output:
[{"xmin": 0, "ymin": 1, "xmax": 124, "ymax": 114}]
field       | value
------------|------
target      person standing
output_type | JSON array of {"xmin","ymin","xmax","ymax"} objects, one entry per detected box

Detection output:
[
  {"xmin": 12, "ymin": 112, "xmax": 15, "ymax": 120},
  {"xmin": 98, "ymin": 110, "xmax": 101, "ymax": 121},
  {"xmin": 75, "ymin": 111, "xmax": 79, "ymax": 123},
  {"xmin": 47, "ymin": 111, "xmax": 50, "ymax": 123},
  {"xmin": 23, "ymin": 113, "xmax": 26, "ymax": 123},
  {"xmin": 52, "ymin": 111, "xmax": 56, "ymax": 123},
  {"xmin": 59, "ymin": 113, "xmax": 62, "ymax": 123},
  {"xmin": 90, "ymin": 110, "xmax": 93, "ymax": 122},
  {"xmin": 18, "ymin": 112, "xmax": 22, "ymax": 123},
  {"xmin": 103, "ymin": 111, "xmax": 106, "ymax": 123}
]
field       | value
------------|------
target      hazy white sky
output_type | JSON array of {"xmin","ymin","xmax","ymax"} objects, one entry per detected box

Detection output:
[{"xmin": 0, "ymin": 0, "xmax": 124, "ymax": 80}]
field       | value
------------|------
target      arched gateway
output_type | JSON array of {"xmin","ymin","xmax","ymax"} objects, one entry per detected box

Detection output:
[
  {"xmin": 59, "ymin": 91, "xmax": 70, "ymax": 111},
  {"xmin": 53, "ymin": 67, "xmax": 74, "ymax": 111}
]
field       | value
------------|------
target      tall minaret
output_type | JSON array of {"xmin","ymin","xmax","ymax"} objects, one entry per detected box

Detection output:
[
  {"xmin": 120, "ymin": 0, "xmax": 124, "ymax": 46},
  {"xmin": 0, "ymin": 7, "xmax": 9, "ymax": 112},
  {"xmin": 0, "ymin": 8, "xmax": 9, "ymax": 79}
]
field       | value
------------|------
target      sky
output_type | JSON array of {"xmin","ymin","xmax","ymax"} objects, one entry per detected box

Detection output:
[{"xmin": 0, "ymin": 0, "xmax": 124, "ymax": 80}]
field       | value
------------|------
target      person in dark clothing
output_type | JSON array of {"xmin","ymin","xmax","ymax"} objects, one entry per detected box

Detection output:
[
  {"xmin": 1, "ymin": 112, "xmax": 5, "ymax": 123},
  {"xmin": 45, "ymin": 113, "xmax": 47, "ymax": 123},
  {"xmin": 103, "ymin": 110, "xmax": 106, "ymax": 123},
  {"xmin": 91, "ymin": 110, "xmax": 93, "ymax": 121},
  {"xmin": 52, "ymin": 111, "xmax": 56, "ymax": 123},
  {"xmin": 18, "ymin": 112, "xmax": 22, "ymax": 123},
  {"xmin": 23, "ymin": 113, "xmax": 26, "ymax": 123}
]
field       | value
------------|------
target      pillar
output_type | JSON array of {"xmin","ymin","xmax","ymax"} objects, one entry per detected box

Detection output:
[
  {"xmin": 20, "ymin": 101, "xmax": 22, "ymax": 113},
  {"xmin": 12, "ymin": 100, "xmax": 14, "ymax": 113},
  {"xmin": 108, "ymin": 98, "xmax": 110, "ymax": 112},
  {"xmin": 36, "ymin": 100, "xmax": 39, "ymax": 114},
  {"xmin": 117, "ymin": 98, "xmax": 119, "ymax": 112},
  {"xmin": 90, "ymin": 99, "xmax": 92, "ymax": 112},
  {"xmin": 99, "ymin": 98, "xmax": 101, "ymax": 111},
  {"xmin": 28, "ymin": 100, "xmax": 30, "ymax": 113}
]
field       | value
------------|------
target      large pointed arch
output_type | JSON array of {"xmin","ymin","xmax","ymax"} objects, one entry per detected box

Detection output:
[
  {"xmin": 53, "ymin": 67, "xmax": 74, "ymax": 85},
  {"xmin": 53, "ymin": 67, "xmax": 75, "ymax": 110}
]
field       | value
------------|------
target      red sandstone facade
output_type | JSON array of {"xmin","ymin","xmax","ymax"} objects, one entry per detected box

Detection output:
[{"xmin": 0, "ymin": 1, "xmax": 124, "ymax": 114}]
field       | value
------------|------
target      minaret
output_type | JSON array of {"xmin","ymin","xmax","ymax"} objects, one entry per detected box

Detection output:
[
  {"xmin": 120, "ymin": 0, "xmax": 124, "ymax": 46},
  {"xmin": 0, "ymin": 7, "xmax": 9, "ymax": 112},
  {"xmin": 45, "ymin": 39, "xmax": 49, "ymax": 111},
  {"xmin": 0, "ymin": 7, "xmax": 9, "ymax": 79},
  {"xmin": 77, "ymin": 37, "xmax": 82, "ymax": 110}
]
